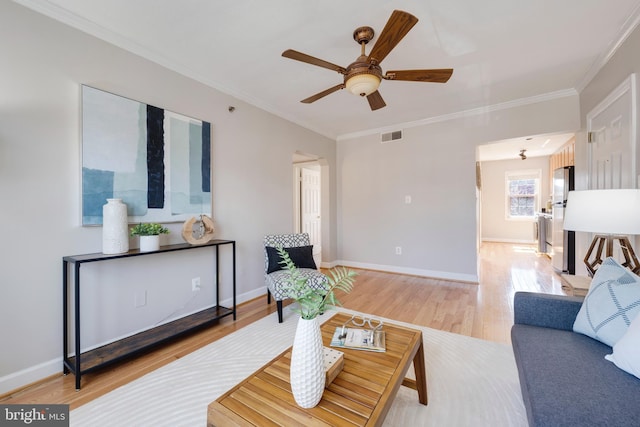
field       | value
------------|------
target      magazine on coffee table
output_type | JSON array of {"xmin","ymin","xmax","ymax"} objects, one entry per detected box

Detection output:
[{"xmin": 330, "ymin": 326, "xmax": 386, "ymax": 352}]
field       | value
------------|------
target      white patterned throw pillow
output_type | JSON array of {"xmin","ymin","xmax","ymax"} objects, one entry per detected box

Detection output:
[
  {"xmin": 573, "ymin": 257, "xmax": 640, "ymax": 347},
  {"xmin": 605, "ymin": 312, "xmax": 640, "ymax": 379}
]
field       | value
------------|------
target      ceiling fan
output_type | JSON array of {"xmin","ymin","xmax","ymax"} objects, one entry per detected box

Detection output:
[{"xmin": 282, "ymin": 10, "xmax": 453, "ymax": 111}]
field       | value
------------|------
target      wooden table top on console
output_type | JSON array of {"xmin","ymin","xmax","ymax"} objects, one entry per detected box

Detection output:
[{"xmin": 207, "ymin": 312, "xmax": 427, "ymax": 427}]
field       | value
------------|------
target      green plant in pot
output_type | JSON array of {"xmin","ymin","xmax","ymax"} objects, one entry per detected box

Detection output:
[
  {"xmin": 130, "ymin": 223, "xmax": 169, "ymax": 252},
  {"xmin": 276, "ymin": 246, "xmax": 357, "ymax": 319},
  {"xmin": 276, "ymin": 246, "xmax": 357, "ymax": 408}
]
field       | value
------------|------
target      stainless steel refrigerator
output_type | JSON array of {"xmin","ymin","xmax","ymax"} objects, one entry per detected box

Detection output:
[{"xmin": 551, "ymin": 166, "xmax": 575, "ymax": 274}]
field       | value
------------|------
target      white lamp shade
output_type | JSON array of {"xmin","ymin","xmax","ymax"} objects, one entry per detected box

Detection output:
[
  {"xmin": 564, "ymin": 189, "xmax": 640, "ymax": 235},
  {"xmin": 345, "ymin": 73, "xmax": 381, "ymax": 96}
]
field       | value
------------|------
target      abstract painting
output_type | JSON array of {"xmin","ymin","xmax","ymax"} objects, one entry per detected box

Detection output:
[{"xmin": 81, "ymin": 86, "xmax": 211, "ymax": 225}]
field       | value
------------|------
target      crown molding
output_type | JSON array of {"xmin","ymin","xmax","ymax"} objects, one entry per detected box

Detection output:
[
  {"xmin": 574, "ymin": 2, "xmax": 640, "ymax": 93},
  {"xmin": 337, "ymin": 88, "xmax": 578, "ymax": 141}
]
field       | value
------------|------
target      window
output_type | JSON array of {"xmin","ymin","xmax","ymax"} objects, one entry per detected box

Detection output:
[{"xmin": 505, "ymin": 170, "xmax": 541, "ymax": 219}]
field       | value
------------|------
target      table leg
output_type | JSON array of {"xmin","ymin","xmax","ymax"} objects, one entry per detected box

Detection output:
[
  {"xmin": 74, "ymin": 262, "xmax": 81, "ymax": 390},
  {"xmin": 413, "ymin": 339, "xmax": 428, "ymax": 405}
]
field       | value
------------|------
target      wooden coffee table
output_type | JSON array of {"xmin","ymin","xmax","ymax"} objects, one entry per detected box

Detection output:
[{"xmin": 207, "ymin": 312, "xmax": 427, "ymax": 426}]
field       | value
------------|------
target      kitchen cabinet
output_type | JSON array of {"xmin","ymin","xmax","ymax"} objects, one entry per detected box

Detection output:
[{"xmin": 549, "ymin": 136, "xmax": 575, "ymax": 191}]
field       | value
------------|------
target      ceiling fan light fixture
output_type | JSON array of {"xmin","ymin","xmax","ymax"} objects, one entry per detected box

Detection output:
[
  {"xmin": 519, "ymin": 149, "xmax": 527, "ymax": 160},
  {"xmin": 345, "ymin": 73, "xmax": 381, "ymax": 97}
]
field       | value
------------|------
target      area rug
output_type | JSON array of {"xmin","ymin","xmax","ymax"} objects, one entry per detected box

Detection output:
[{"xmin": 70, "ymin": 307, "xmax": 527, "ymax": 426}]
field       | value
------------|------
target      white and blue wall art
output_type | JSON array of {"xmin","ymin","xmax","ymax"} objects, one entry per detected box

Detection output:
[{"xmin": 81, "ymin": 85, "xmax": 212, "ymax": 225}]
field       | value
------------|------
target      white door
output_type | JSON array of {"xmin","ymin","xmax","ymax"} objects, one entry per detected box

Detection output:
[
  {"xmin": 301, "ymin": 167, "xmax": 322, "ymax": 264},
  {"xmin": 584, "ymin": 74, "xmax": 637, "ymax": 270},
  {"xmin": 587, "ymin": 74, "xmax": 636, "ymax": 190}
]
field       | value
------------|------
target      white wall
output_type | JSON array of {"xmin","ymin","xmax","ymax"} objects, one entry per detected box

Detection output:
[
  {"xmin": 337, "ymin": 97, "xmax": 579, "ymax": 282},
  {"xmin": 480, "ymin": 156, "xmax": 550, "ymax": 243},
  {"xmin": 0, "ymin": 2, "xmax": 336, "ymax": 393}
]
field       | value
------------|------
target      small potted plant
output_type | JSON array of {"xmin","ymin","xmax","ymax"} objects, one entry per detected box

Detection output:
[{"xmin": 130, "ymin": 223, "xmax": 169, "ymax": 252}]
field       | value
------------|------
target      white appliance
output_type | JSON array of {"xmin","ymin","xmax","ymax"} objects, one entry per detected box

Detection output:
[{"xmin": 551, "ymin": 166, "xmax": 575, "ymax": 273}]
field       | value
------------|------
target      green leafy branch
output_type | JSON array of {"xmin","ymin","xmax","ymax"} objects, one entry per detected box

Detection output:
[{"xmin": 276, "ymin": 246, "xmax": 357, "ymax": 320}]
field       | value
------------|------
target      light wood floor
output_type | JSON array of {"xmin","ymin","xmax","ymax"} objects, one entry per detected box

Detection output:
[{"xmin": 1, "ymin": 241, "xmax": 565, "ymax": 409}]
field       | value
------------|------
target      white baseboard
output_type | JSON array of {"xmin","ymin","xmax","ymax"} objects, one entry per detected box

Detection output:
[
  {"xmin": 220, "ymin": 287, "xmax": 266, "ymax": 308},
  {"xmin": 482, "ymin": 238, "xmax": 536, "ymax": 244},
  {"xmin": 0, "ymin": 288, "xmax": 268, "ymax": 396},
  {"xmin": 336, "ymin": 260, "xmax": 478, "ymax": 283},
  {"xmin": 319, "ymin": 260, "xmax": 340, "ymax": 269},
  {"xmin": 0, "ymin": 358, "xmax": 61, "ymax": 396}
]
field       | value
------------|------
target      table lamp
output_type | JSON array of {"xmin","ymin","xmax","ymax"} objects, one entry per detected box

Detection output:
[{"xmin": 564, "ymin": 189, "xmax": 640, "ymax": 277}]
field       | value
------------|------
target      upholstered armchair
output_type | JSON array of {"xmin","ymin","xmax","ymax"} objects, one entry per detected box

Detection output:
[{"xmin": 264, "ymin": 233, "xmax": 328, "ymax": 323}]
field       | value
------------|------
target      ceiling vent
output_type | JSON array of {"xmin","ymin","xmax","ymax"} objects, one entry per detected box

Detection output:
[{"xmin": 381, "ymin": 130, "xmax": 403, "ymax": 143}]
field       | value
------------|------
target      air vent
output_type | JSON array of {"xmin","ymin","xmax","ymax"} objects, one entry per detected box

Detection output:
[{"xmin": 380, "ymin": 130, "xmax": 403, "ymax": 143}]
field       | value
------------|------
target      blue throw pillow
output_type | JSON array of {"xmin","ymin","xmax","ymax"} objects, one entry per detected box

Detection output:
[
  {"xmin": 266, "ymin": 245, "xmax": 317, "ymax": 274},
  {"xmin": 573, "ymin": 257, "xmax": 640, "ymax": 347}
]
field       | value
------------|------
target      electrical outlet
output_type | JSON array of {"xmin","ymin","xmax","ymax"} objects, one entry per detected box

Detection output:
[
  {"xmin": 395, "ymin": 246, "xmax": 402, "ymax": 255},
  {"xmin": 405, "ymin": 195, "xmax": 412, "ymax": 204},
  {"xmin": 192, "ymin": 277, "xmax": 201, "ymax": 292},
  {"xmin": 134, "ymin": 290, "xmax": 147, "ymax": 308}
]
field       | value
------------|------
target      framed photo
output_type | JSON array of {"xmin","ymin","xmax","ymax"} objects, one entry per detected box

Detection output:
[{"xmin": 81, "ymin": 85, "xmax": 212, "ymax": 225}]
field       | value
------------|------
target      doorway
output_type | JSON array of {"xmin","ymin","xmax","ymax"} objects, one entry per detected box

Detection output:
[
  {"xmin": 293, "ymin": 153, "xmax": 324, "ymax": 266},
  {"xmin": 475, "ymin": 132, "xmax": 576, "ymax": 277}
]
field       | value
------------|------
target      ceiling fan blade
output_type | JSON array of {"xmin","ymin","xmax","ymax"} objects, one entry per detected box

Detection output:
[
  {"xmin": 367, "ymin": 10, "xmax": 418, "ymax": 65},
  {"xmin": 301, "ymin": 84, "xmax": 345, "ymax": 104},
  {"xmin": 366, "ymin": 91, "xmax": 386, "ymax": 111},
  {"xmin": 282, "ymin": 49, "xmax": 347, "ymax": 74},
  {"xmin": 385, "ymin": 69, "xmax": 453, "ymax": 83}
]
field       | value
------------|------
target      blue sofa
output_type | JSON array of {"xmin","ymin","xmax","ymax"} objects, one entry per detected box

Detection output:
[{"xmin": 511, "ymin": 291, "xmax": 640, "ymax": 427}]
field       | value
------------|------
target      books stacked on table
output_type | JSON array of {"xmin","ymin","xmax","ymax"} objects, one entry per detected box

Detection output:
[{"xmin": 330, "ymin": 326, "xmax": 386, "ymax": 352}]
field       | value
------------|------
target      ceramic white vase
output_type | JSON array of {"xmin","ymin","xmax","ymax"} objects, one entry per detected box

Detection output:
[
  {"xmin": 102, "ymin": 198, "xmax": 129, "ymax": 254},
  {"xmin": 290, "ymin": 316, "xmax": 325, "ymax": 408},
  {"xmin": 139, "ymin": 235, "xmax": 160, "ymax": 252}
]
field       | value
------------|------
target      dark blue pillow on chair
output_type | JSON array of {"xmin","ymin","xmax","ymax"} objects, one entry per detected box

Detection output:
[{"xmin": 266, "ymin": 245, "xmax": 317, "ymax": 274}]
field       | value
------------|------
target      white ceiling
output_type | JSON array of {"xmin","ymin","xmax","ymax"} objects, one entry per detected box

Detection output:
[
  {"xmin": 477, "ymin": 132, "xmax": 575, "ymax": 162},
  {"xmin": 15, "ymin": 0, "xmax": 640, "ymax": 157}
]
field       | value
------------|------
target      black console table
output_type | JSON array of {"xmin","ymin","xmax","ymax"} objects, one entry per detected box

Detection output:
[{"xmin": 62, "ymin": 239, "xmax": 236, "ymax": 390}]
